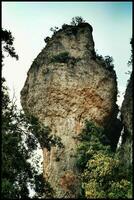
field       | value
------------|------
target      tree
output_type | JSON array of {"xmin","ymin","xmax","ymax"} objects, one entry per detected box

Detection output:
[
  {"xmin": 1, "ymin": 78, "xmax": 54, "ymax": 198},
  {"xmin": 1, "ymin": 29, "xmax": 54, "ymax": 198},
  {"xmin": 76, "ymin": 120, "xmax": 132, "ymax": 198},
  {"xmin": 1, "ymin": 78, "xmax": 30, "ymax": 198},
  {"xmin": 1, "ymin": 28, "xmax": 18, "ymax": 64},
  {"xmin": 70, "ymin": 16, "xmax": 85, "ymax": 26},
  {"xmin": 127, "ymin": 38, "xmax": 133, "ymax": 66},
  {"xmin": 50, "ymin": 26, "xmax": 59, "ymax": 34},
  {"xmin": 83, "ymin": 151, "xmax": 132, "ymax": 198},
  {"xmin": 44, "ymin": 36, "xmax": 50, "ymax": 43}
]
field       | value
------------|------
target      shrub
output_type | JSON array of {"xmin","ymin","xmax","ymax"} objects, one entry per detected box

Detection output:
[
  {"xmin": 44, "ymin": 36, "xmax": 50, "ymax": 43},
  {"xmin": 104, "ymin": 55, "xmax": 114, "ymax": 70},
  {"xmin": 62, "ymin": 24, "xmax": 69, "ymax": 30},
  {"xmin": 70, "ymin": 16, "xmax": 85, "ymax": 26},
  {"xmin": 95, "ymin": 52, "xmax": 114, "ymax": 71},
  {"xmin": 51, "ymin": 52, "xmax": 70, "ymax": 63},
  {"xmin": 24, "ymin": 115, "xmax": 64, "ymax": 150},
  {"xmin": 50, "ymin": 26, "xmax": 59, "ymax": 34},
  {"xmin": 76, "ymin": 120, "xmax": 111, "ymax": 171},
  {"xmin": 108, "ymin": 179, "xmax": 132, "ymax": 198},
  {"xmin": 76, "ymin": 120, "xmax": 133, "ymax": 198}
]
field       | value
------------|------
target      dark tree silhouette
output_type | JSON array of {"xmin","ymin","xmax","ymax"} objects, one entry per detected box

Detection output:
[
  {"xmin": 1, "ymin": 28, "xmax": 53, "ymax": 198},
  {"xmin": 70, "ymin": 16, "xmax": 85, "ymax": 26},
  {"xmin": 1, "ymin": 28, "xmax": 19, "ymax": 64}
]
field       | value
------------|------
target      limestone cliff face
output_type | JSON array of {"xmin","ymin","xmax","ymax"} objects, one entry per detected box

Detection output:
[
  {"xmin": 21, "ymin": 23, "xmax": 117, "ymax": 198},
  {"xmin": 121, "ymin": 72, "xmax": 133, "ymax": 167}
]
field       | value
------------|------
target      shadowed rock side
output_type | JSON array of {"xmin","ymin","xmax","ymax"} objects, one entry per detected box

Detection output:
[
  {"xmin": 121, "ymin": 72, "xmax": 133, "ymax": 168},
  {"xmin": 21, "ymin": 23, "xmax": 118, "ymax": 198}
]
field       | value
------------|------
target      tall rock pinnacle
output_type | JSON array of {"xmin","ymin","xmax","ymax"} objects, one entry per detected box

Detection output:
[
  {"xmin": 21, "ymin": 23, "xmax": 118, "ymax": 198},
  {"xmin": 121, "ymin": 72, "xmax": 133, "ymax": 168}
]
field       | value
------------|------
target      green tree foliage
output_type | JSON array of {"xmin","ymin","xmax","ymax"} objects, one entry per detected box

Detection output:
[
  {"xmin": 76, "ymin": 120, "xmax": 132, "ymax": 198},
  {"xmin": 50, "ymin": 52, "xmax": 80, "ymax": 65},
  {"xmin": 49, "ymin": 17, "xmax": 85, "ymax": 36},
  {"xmin": 50, "ymin": 26, "xmax": 59, "ymax": 34},
  {"xmin": 50, "ymin": 52, "xmax": 70, "ymax": 63},
  {"xmin": 76, "ymin": 120, "xmax": 111, "ymax": 171},
  {"xmin": 1, "ymin": 28, "xmax": 19, "ymax": 64},
  {"xmin": 1, "ymin": 78, "xmax": 54, "ymax": 198},
  {"xmin": 125, "ymin": 38, "xmax": 133, "ymax": 76},
  {"xmin": 83, "ymin": 152, "xmax": 132, "ymax": 198},
  {"xmin": 128, "ymin": 38, "xmax": 133, "ymax": 66},
  {"xmin": 62, "ymin": 23, "xmax": 69, "ymax": 30},
  {"xmin": 95, "ymin": 52, "xmax": 114, "ymax": 71},
  {"xmin": 44, "ymin": 36, "xmax": 50, "ymax": 43},
  {"xmin": 23, "ymin": 114, "xmax": 64, "ymax": 151},
  {"xmin": 1, "ymin": 29, "xmax": 54, "ymax": 198},
  {"xmin": 70, "ymin": 16, "xmax": 85, "ymax": 26}
]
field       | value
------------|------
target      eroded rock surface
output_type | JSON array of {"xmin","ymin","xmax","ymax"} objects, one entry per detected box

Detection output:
[
  {"xmin": 121, "ymin": 72, "xmax": 133, "ymax": 168},
  {"xmin": 21, "ymin": 23, "xmax": 118, "ymax": 198}
]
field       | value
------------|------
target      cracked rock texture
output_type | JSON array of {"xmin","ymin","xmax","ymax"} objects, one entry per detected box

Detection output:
[
  {"xmin": 21, "ymin": 23, "xmax": 118, "ymax": 198},
  {"xmin": 121, "ymin": 72, "xmax": 133, "ymax": 168}
]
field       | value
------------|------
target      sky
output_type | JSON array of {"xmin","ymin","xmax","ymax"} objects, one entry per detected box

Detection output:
[{"xmin": 2, "ymin": 1, "xmax": 132, "ymax": 108}]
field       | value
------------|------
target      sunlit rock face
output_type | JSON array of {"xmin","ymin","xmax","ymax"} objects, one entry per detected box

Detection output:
[
  {"xmin": 121, "ymin": 72, "xmax": 133, "ymax": 168},
  {"xmin": 21, "ymin": 23, "xmax": 118, "ymax": 198}
]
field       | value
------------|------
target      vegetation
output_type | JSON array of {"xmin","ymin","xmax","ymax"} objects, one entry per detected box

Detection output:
[
  {"xmin": 127, "ymin": 38, "xmax": 133, "ymax": 66},
  {"xmin": 44, "ymin": 36, "xmax": 50, "ymax": 43},
  {"xmin": 2, "ymin": 80, "xmax": 62, "ymax": 198},
  {"xmin": 1, "ymin": 28, "xmax": 18, "ymax": 64},
  {"xmin": 49, "ymin": 16, "xmax": 114, "ymax": 72},
  {"xmin": 1, "ymin": 29, "xmax": 54, "ymax": 198},
  {"xmin": 50, "ymin": 52, "xmax": 70, "ymax": 63},
  {"xmin": 50, "ymin": 26, "xmax": 59, "ymax": 34},
  {"xmin": 70, "ymin": 16, "xmax": 85, "ymax": 26},
  {"xmin": 23, "ymin": 115, "xmax": 64, "ymax": 151},
  {"xmin": 1, "ymin": 77, "xmax": 55, "ymax": 198},
  {"xmin": 76, "ymin": 121, "xmax": 110, "ymax": 171},
  {"xmin": 50, "ymin": 16, "xmax": 86, "ymax": 36},
  {"xmin": 95, "ymin": 52, "xmax": 114, "ymax": 71},
  {"xmin": 76, "ymin": 120, "xmax": 132, "ymax": 198},
  {"xmin": 62, "ymin": 23, "xmax": 69, "ymax": 30},
  {"xmin": 2, "ymin": 20, "xmax": 133, "ymax": 199},
  {"xmin": 50, "ymin": 51, "xmax": 81, "ymax": 65}
]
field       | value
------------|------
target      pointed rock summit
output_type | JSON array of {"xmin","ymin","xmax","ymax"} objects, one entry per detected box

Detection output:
[{"xmin": 21, "ymin": 22, "xmax": 118, "ymax": 198}]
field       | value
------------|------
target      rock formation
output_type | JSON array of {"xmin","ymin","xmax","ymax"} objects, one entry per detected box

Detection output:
[
  {"xmin": 121, "ymin": 72, "xmax": 133, "ymax": 168},
  {"xmin": 21, "ymin": 23, "xmax": 118, "ymax": 198}
]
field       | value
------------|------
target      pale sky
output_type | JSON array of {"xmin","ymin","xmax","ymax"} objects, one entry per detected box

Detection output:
[{"xmin": 2, "ymin": 1, "xmax": 132, "ymax": 108}]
